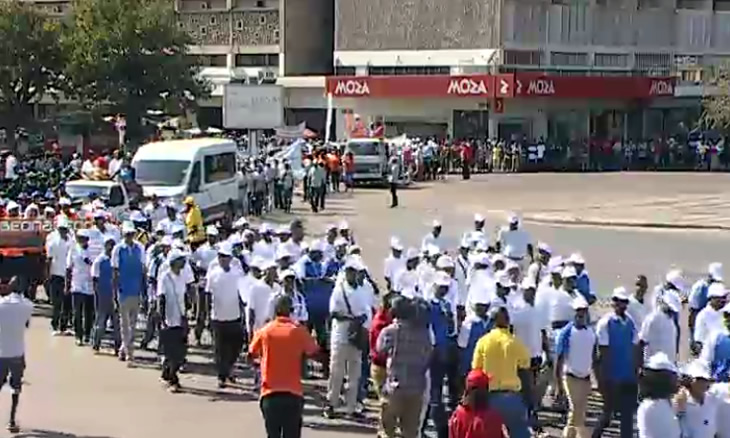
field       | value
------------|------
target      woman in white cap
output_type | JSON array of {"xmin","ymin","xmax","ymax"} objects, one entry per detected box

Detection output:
[
  {"xmin": 693, "ymin": 283, "xmax": 727, "ymax": 355},
  {"xmin": 637, "ymin": 352, "xmax": 680, "ymax": 438},
  {"xmin": 675, "ymin": 360, "xmax": 719, "ymax": 438}
]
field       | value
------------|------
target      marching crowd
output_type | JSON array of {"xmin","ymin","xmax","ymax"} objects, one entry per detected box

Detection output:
[{"xmin": 2, "ymin": 181, "xmax": 730, "ymax": 438}]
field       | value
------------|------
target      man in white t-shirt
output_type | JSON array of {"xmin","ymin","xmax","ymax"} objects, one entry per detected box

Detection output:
[
  {"xmin": 693, "ymin": 283, "xmax": 727, "ymax": 355},
  {"xmin": 3, "ymin": 152, "xmax": 17, "ymax": 180},
  {"xmin": 66, "ymin": 229, "xmax": 95, "ymax": 346},
  {"xmin": 497, "ymin": 214, "xmax": 533, "ymax": 269},
  {"xmin": 0, "ymin": 278, "xmax": 34, "ymax": 433},
  {"xmin": 45, "ymin": 219, "xmax": 74, "ymax": 335},
  {"xmin": 639, "ymin": 291, "xmax": 680, "ymax": 363}
]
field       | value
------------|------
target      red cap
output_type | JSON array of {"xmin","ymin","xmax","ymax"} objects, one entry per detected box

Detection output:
[{"xmin": 466, "ymin": 369, "xmax": 490, "ymax": 390}]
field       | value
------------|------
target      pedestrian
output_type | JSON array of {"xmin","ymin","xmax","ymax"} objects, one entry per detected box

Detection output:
[
  {"xmin": 267, "ymin": 269, "xmax": 308, "ymax": 324},
  {"xmin": 675, "ymin": 360, "xmax": 719, "ymax": 438},
  {"xmin": 182, "ymin": 197, "xmax": 205, "ymax": 250},
  {"xmin": 555, "ymin": 296, "xmax": 595, "ymax": 438},
  {"xmin": 593, "ymin": 287, "xmax": 641, "ymax": 438},
  {"xmin": 637, "ymin": 352, "xmax": 680, "ymax": 438},
  {"xmin": 376, "ymin": 296, "xmax": 433, "ymax": 438},
  {"xmin": 369, "ymin": 292, "xmax": 394, "ymax": 401},
  {"xmin": 91, "ymin": 235, "xmax": 121, "ymax": 354},
  {"xmin": 300, "ymin": 240, "xmax": 332, "ymax": 377},
  {"xmin": 382, "ymin": 238, "xmax": 405, "ymax": 293},
  {"xmin": 693, "ymin": 282, "xmax": 727, "ymax": 355},
  {"xmin": 206, "ymin": 243, "xmax": 245, "ymax": 388},
  {"xmin": 388, "ymin": 156, "xmax": 399, "ymax": 208},
  {"xmin": 448, "ymin": 369, "xmax": 507, "ymax": 438},
  {"xmin": 639, "ymin": 291, "xmax": 680, "ymax": 363},
  {"xmin": 308, "ymin": 161, "xmax": 326, "ymax": 213},
  {"xmin": 140, "ymin": 236, "xmax": 171, "ymax": 351},
  {"xmin": 45, "ymin": 217, "xmax": 73, "ymax": 336},
  {"xmin": 689, "ymin": 263, "xmax": 724, "ymax": 350},
  {"xmin": 66, "ymin": 228, "xmax": 95, "ymax": 346},
  {"xmin": 157, "ymin": 249, "xmax": 189, "ymax": 393},
  {"xmin": 627, "ymin": 274, "xmax": 651, "ymax": 331},
  {"xmin": 112, "ymin": 221, "xmax": 146, "ymax": 365},
  {"xmin": 249, "ymin": 294, "xmax": 319, "ymax": 438},
  {"xmin": 471, "ymin": 304, "xmax": 532, "ymax": 438},
  {"xmin": 700, "ymin": 302, "xmax": 730, "ymax": 380},
  {"xmin": 191, "ymin": 226, "xmax": 220, "ymax": 346},
  {"xmin": 325, "ymin": 257, "xmax": 372, "ymax": 419},
  {"xmin": 343, "ymin": 151, "xmax": 355, "ymax": 193}
]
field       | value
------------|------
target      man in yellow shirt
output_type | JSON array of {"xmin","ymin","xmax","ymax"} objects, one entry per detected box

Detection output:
[
  {"xmin": 182, "ymin": 197, "xmax": 205, "ymax": 249},
  {"xmin": 471, "ymin": 305, "xmax": 531, "ymax": 438}
]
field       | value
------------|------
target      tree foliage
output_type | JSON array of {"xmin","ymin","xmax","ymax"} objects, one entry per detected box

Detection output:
[
  {"xmin": 0, "ymin": 0, "xmax": 64, "ymax": 143},
  {"xmin": 63, "ymin": 0, "xmax": 209, "ymax": 145},
  {"xmin": 701, "ymin": 64, "xmax": 730, "ymax": 131}
]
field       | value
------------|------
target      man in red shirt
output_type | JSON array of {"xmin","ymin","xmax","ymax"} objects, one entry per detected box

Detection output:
[
  {"xmin": 449, "ymin": 370, "xmax": 507, "ymax": 438},
  {"xmin": 249, "ymin": 295, "xmax": 319, "ymax": 438}
]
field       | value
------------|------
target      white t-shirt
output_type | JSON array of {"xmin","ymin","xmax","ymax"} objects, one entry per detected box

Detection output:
[
  {"xmin": 266, "ymin": 290, "xmax": 308, "ymax": 323},
  {"xmin": 639, "ymin": 310, "xmax": 678, "ymax": 363},
  {"xmin": 192, "ymin": 243, "xmax": 219, "ymax": 272},
  {"xmin": 684, "ymin": 393, "xmax": 720, "ymax": 438},
  {"xmin": 383, "ymin": 254, "xmax": 406, "ymax": 285},
  {"xmin": 627, "ymin": 296, "xmax": 651, "ymax": 330},
  {"xmin": 638, "ymin": 399, "xmax": 680, "ymax": 438},
  {"xmin": 394, "ymin": 269, "xmax": 420, "ymax": 297},
  {"xmin": 158, "ymin": 217, "xmax": 185, "ymax": 236},
  {"xmin": 66, "ymin": 244, "xmax": 93, "ymax": 295},
  {"xmin": 157, "ymin": 270, "xmax": 188, "ymax": 327},
  {"xmin": 0, "ymin": 293, "xmax": 34, "ymax": 358},
  {"xmin": 329, "ymin": 280, "xmax": 372, "ymax": 346},
  {"xmin": 4, "ymin": 154, "xmax": 17, "ymax": 180},
  {"xmin": 538, "ymin": 286, "xmax": 576, "ymax": 325},
  {"xmin": 205, "ymin": 265, "xmax": 243, "ymax": 322},
  {"xmin": 709, "ymin": 383, "xmax": 730, "ymax": 438},
  {"xmin": 695, "ymin": 306, "xmax": 724, "ymax": 344},
  {"xmin": 248, "ymin": 279, "xmax": 280, "ymax": 331},
  {"xmin": 45, "ymin": 231, "xmax": 73, "ymax": 277},
  {"xmin": 560, "ymin": 325, "xmax": 596, "ymax": 378},
  {"xmin": 511, "ymin": 297, "xmax": 545, "ymax": 358},
  {"xmin": 498, "ymin": 227, "xmax": 530, "ymax": 259}
]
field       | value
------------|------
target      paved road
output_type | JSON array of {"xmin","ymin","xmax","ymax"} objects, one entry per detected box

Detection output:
[{"xmin": 9, "ymin": 173, "xmax": 730, "ymax": 438}]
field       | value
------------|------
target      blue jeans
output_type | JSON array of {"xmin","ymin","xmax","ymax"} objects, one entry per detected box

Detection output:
[{"xmin": 489, "ymin": 391, "xmax": 530, "ymax": 438}]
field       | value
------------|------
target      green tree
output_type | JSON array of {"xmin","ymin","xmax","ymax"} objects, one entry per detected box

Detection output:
[
  {"xmin": 63, "ymin": 0, "xmax": 209, "ymax": 148},
  {"xmin": 701, "ymin": 64, "xmax": 730, "ymax": 131},
  {"xmin": 0, "ymin": 0, "xmax": 64, "ymax": 151}
]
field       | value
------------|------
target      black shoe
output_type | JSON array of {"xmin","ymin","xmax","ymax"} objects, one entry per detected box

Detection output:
[
  {"xmin": 323, "ymin": 405, "xmax": 335, "ymax": 419},
  {"xmin": 218, "ymin": 379, "xmax": 227, "ymax": 389},
  {"xmin": 7, "ymin": 421, "xmax": 19, "ymax": 434},
  {"xmin": 228, "ymin": 376, "xmax": 237, "ymax": 384},
  {"xmin": 348, "ymin": 411, "xmax": 365, "ymax": 421}
]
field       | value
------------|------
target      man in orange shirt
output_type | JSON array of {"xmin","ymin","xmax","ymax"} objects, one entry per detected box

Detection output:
[{"xmin": 249, "ymin": 295, "xmax": 319, "ymax": 438}]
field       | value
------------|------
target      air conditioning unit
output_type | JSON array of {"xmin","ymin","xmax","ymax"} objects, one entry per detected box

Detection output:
[{"xmin": 257, "ymin": 69, "xmax": 276, "ymax": 84}]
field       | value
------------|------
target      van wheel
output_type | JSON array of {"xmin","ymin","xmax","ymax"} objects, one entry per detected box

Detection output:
[{"xmin": 224, "ymin": 201, "xmax": 235, "ymax": 226}]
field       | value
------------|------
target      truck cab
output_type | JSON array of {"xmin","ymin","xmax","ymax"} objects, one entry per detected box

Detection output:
[
  {"xmin": 64, "ymin": 179, "xmax": 134, "ymax": 222},
  {"xmin": 345, "ymin": 138, "xmax": 389, "ymax": 185}
]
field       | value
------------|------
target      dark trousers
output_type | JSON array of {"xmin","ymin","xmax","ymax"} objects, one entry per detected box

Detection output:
[
  {"xmin": 427, "ymin": 349, "xmax": 460, "ymax": 438},
  {"xmin": 331, "ymin": 171, "xmax": 341, "ymax": 192},
  {"xmin": 260, "ymin": 392, "xmax": 304, "ymax": 438},
  {"xmin": 310, "ymin": 185, "xmax": 325, "ymax": 212},
  {"xmin": 389, "ymin": 182, "xmax": 398, "ymax": 207},
  {"xmin": 194, "ymin": 290, "xmax": 211, "ymax": 343},
  {"xmin": 307, "ymin": 313, "xmax": 330, "ymax": 377},
  {"xmin": 161, "ymin": 326, "xmax": 187, "ymax": 385},
  {"xmin": 212, "ymin": 319, "xmax": 244, "ymax": 380},
  {"xmin": 72, "ymin": 292, "xmax": 94, "ymax": 341},
  {"xmin": 141, "ymin": 305, "xmax": 160, "ymax": 351},
  {"xmin": 592, "ymin": 382, "xmax": 637, "ymax": 438},
  {"xmin": 92, "ymin": 298, "xmax": 120, "ymax": 351},
  {"xmin": 49, "ymin": 275, "xmax": 71, "ymax": 331}
]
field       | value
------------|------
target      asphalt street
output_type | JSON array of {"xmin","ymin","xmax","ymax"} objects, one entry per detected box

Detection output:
[{"xmin": 6, "ymin": 173, "xmax": 729, "ymax": 438}]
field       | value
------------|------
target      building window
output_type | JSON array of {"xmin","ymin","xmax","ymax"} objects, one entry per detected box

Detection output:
[
  {"xmin": 678, "ymin": 0, "xmax": 705, "ymax": 9},
  {"xmin": 635, "ymin": 52, "xmax": 671, "ymax": 74},
  {"xmin": 369, "ymin": 66, "xmax": 450, "ymax": 75},
  {"xmin": 594, "ymin": 53, "xmax": 629, "ymax": 68},
  {"xmin": 192, "ymin": 55, "xmax": 227, "ymax": 67},
  {"xmin": 256, "ymin": 0, "xmax": 266, "ymax": 6},
  {"xmin": 551, "ymin": 52, "xmax": 589, "ymax": 67},
  {"xmin": 235, "ymin": 53, "xmax": 279, "ymax": 67},
  {"xmin": 210, "ymin": 16, "xmax": 217, "ymax": 25},
  {"xmin": 503, "ymin": 50, "xmax": 543, "ymax": 66},
  {"xmin": 716, "ymin": 0, "xmax": 730, "ymax": 11},
  {"xmin": 335, "ymin": 66, "xmax": 356, "ymax": 75},
  {"xmin": 200, "ymin": 1, "xmax": 210, "ymax": 9}
]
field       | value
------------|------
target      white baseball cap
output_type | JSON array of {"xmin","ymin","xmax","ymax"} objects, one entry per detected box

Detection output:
[
  {"xmin": 665, "ymin": 269, "xmax": 685, "ymax": 290},
  {"xmin": 167, "ymin": 248, "xmax": 187, "ymax": 263},
  {"xmin": 121, "ymin": 221, "xmax": 136, "ymax": 234},
  {"xmin": 390, "ymin": 237, "xmax": 404, "ymax": 251},
  {"xmin": 561, "ymin": 266, "xmax": 578, "ymax": 279},
  {"xmin": 645, "ymin": 352, "xmax": 678, "ymax": 373},
  {"xmin": 344, "ymin": 256, "xmax": 364, "ymax": 271},
  {"xmin": 309, "ymin": 239, "xmax": 325, "ymax": 253},
  {"xmin": 339, "ymin": 220, "xmax": 350, "ymax": 230},
  {"xmin": 436, "ymin": 255, "xmax": 455, "ymax": 269},
  {"xmin": 611, "ymin": 286, "xmax": 630, "ymax": 301},
  {"xmin": 537, "ymin": 241, "xmax": 552, "ymax": 254},
  {"xmin": 709, "ymin": 262, "xmax": 724, "ymax": 281},
  {"xmin": 683, "ymin": 360, "xmax": 712, "ymax": 380},
  {"xmin": 217, "ymin": 243, "xmax": 233, "ymax": 257},
  {"xmin": 434, "ymin": 271, "xmax": 452, "ymax": 287},
  {"xmin": 708, "ymin": 283, "xmax": 727, "ymax": 298},
  {"xmin": 278, "ymin": 269, "xmax": 296, "ymax": 281},
  {"xmin": 206, "ymin": 225, "xmax": 219, "ymax": 236},
  {"xmin": 474, "ymin": 213, "xmax": 485, "ymax": 223},
  {"xmin": 431, "ymin": 219, "xmax": 441, "ymax": 228},
  {"xmin": 571, "ymin": 296, "xmax": 590, "ymax": 310},
  {"xmin": 568, "ymin": 253, "xmax": 585, "ymax": 265}
]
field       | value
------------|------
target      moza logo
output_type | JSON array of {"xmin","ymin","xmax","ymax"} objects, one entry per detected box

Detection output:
[
  {"xmin": 527, "ymin": 79, "xmax": 555, "ymax": 95},
  {"xmin": 447, "ymin": 78, "xmax": 488, "ymax": 95},
  {"xmin": 649, "ymin": 80, "xmax": 674, "ymax": 96},
  {"xmin": 334, "ymin": 80, "xmax": 370, "ymax": 96}
]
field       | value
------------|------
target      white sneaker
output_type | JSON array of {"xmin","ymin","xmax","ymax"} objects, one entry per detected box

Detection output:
[{"xmin": 51, "ymin": 330, "xmax": 62, "ymax": 337}]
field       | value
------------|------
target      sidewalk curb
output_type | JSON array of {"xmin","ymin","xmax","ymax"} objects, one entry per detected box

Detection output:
[{"xmin": 523, "ymin": 215, "xmax": 730, "ymax": 231}]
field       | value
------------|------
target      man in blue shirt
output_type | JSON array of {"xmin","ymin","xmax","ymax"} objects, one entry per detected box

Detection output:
[
  {"xmin": 689, "ymin": 262, "xmax": 723, "ymax": 349},
  {"xmin": 569, "ymin": 253, "xmax": 596, "ymax": 305},
  {"xmin": 427, "ymin": 272, "xmax": 459, "ymax": 438},
  {"xmin": 112, "ymin": 222, "xmax": 147, "ymax": 365},
  {"xmin": 91, "ymin": 236, "xmax": 120, "ymax": 354},
  {"xmin": 593, "ymin": 287, "xmax": 640, "ymax": 438},
  {"xmin": 700, "ymin": 302, "xmax": 730, "ymax": 381},
  {"xmin": 301, "ymin": 241, "xmax": 333, "ymax": 378}
]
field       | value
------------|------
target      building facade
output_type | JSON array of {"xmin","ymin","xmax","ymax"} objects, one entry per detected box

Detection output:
[{"xmin": 328, "ymin": 0, "xmax": 728, "ymax": 141}]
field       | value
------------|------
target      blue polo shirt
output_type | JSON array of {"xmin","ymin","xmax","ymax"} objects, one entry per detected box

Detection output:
[
  {"xmin": 575, "ymin": 272, "xmax": 595, "ymax": 303},
  {"xmin": 92, "ymin": 254, "xmax": 114, "ymax": 299},
  {"xmin": 302, "ymin": 259, "xmax": 333, "ymax": 317},
  {"xmin": 707, "ymin": 332, "xmax": 730, "ymax": 381},
  {"xmin": 689, "ymin": 279, "xmax": 711, "ymax": 311},
  {"xmin": 428, "ymin": 298, "xmax": 454, "ymax": 357},
  {"xmin": 458, "ymin": 317, "xmax": 492, "ymax": 375},
  {"xmin": 112, "ymin": 241, "xmax": 145, "ymax": 300},
  {"xmin": 596, "ymin": 312, "xmax": 638, "ymax": 383}
]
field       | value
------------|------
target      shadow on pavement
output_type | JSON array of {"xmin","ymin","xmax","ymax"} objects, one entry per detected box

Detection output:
[
  {"xmin": 15, "ymin": 429, "xmax": 115, "ymax": 438},
  {"xmin": 303, "ymin": 420, "xmax": 376, "ymax": 435}
]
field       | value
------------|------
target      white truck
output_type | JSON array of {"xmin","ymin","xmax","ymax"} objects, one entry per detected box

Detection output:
[{"xmin": 345, "ymin": 138, "xmax": 389, "ymax": 186}]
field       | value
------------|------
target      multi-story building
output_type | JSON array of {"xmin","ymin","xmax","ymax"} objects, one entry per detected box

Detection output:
[
  {"xmin": 326, "ymin": 0, "xmax": 728, "ymax": 141},
  {"xmin": 27, "ymin": 0, "xmax": 335, "ymax": 133}
]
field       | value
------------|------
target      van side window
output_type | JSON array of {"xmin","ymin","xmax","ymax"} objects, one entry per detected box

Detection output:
[
  {"xmin": 188, "ymin": 161, "xmax": 202, "ymax": 193},
  {"xmin": 204, "ymin": 152, "xmax": 236, "ymax": 183},
  {"xmin": 108, "ymin": 186, "xmax": 124, "ymax": 207}
]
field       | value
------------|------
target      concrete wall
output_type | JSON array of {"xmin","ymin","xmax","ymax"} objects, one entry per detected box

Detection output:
[
  {"xmin": 282, "ymin": 0, "xmax": 334, "ymax": 75},
  {"xmin": 334, "ymin": 0, "xmax": 501, "ymax": 51}
]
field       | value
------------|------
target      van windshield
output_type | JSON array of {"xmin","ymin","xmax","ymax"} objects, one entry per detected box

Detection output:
[
  {"xmin": 347, "ymin": 141, "xmax": 382, "ymax": 156},
  {"xmin": 134, "ymin": 160, "xmax": 190, "ymax": 187}
]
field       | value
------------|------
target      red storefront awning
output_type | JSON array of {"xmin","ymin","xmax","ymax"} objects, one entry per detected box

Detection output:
[{"xmin": 325, "ymin": 74, "xmax": 675, "ymax": 99}]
